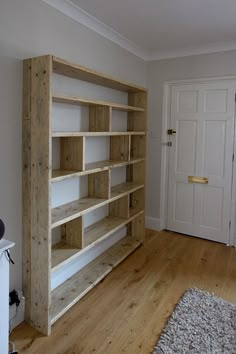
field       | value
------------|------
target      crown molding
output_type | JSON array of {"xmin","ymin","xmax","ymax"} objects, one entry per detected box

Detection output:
[
  {"xmin": 41, "ymin": 0, "xmax": 149, "ymax": 60},
  {"xmin": 144, "ymin": 40, "xmax": 236, "ymax": 61},
  {"xmin": 41, "ymin": 0, "xmax": 236, "ymax": 62}
]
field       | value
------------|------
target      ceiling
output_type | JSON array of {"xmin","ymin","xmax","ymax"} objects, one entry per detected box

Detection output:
[{"xmin": 44, "ymin": 0, "xmax": 236, "ymax": 60}]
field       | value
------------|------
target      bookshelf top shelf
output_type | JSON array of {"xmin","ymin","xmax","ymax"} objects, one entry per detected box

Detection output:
[
  {"xmin": 53, "ymin": 94, "xmax": 145, "ymax": 112},
  {"xmin": 52, "ymin": 56, "xmax": 147, "ymax": 93}
]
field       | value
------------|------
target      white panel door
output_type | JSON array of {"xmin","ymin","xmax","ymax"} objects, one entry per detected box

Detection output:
[{"xmin": 167, "ymin": 82, "xmax": 235, "ymax": 243}]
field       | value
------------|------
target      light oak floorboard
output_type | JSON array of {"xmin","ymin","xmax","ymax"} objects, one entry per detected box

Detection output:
[{"xmin": 11, "ymin": 230, "xmax": 236, "ymax": 354}]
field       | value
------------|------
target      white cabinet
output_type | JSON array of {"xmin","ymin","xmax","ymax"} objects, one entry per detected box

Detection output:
[{"xmin": 0, "ymin": 239, "xmax": 14, "ymax": 354}]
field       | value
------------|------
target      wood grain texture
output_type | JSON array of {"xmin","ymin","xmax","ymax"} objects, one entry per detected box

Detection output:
[
  {"xmin": 51, "ymin": 197, "xmax": 108, "ymax": 229},
  {"xmin": 127, "ymin": 161, "xmax": 145, "ymax": 184},
  {"xmin": 88, "ymin": 170, "xmax": 110, "ymax": 199},
  {"xmin": 84, "ymin": 211, "xmax": 143, "ymax": 248},
  {"xmin": 51, "ymin": 242, "xmax": 79, "ymax": 270},
  {"xmin": 129, "ymin": 188, "xmax": 145, "ymax": 217},
  {"xmin": 51, "ymin": 182, "xmax": 144, "ymax": 228},
  {"xmin": 110, "ymin": 135, "xmax": 130, "ymax": 161},
  {"xmin": 51, "ymin": 236, "xmax": 142, "ymax": 324},
  {"xmin": 128, "ymin": 91, "xmax": 147, "ymax": 244},
  {"xmin": 52, "ymin": 131, "xmax": 145, "ymax": 137},
  {"xmin": 22, "ymin": 59, "xmax": 32, "ymax": 323},
  {"xmin": 128, "ymin": 111, "xmax": 146, "ymax": 131},
  {"xmin": 12, "ymin": 230, "xmax": 236, "ymax": 354},
  {"xmin": 109, "ymin": 195, "xmax": 129, "ymax": 219},
  {"xmin": 23, "ymin": 55, "xmax": 52, "ymax": 335},
  {"xmin": 51, "ymin": 158, "xmax": 145, "ymax": 182},
  {"xmin": 128, "ymin": 91, "xmax": 148, "ymax": 110},
  {"xmin": 53, "ymin": 56, "xmax": 147, "ymax": 93},
  {"xmin": 65, "ymin": 216, "xmax": 84, "ymax": 249},
  {"xmin": 131, "ymin": 135, "xmax": 146, "ymax": 159},
  {"xmin": 51, "ymin": 211, "xmax": 144, "ymax": 273},
  {"xmin": 110, "ymin": 182, "xmax": 144, "ymax": 199},
  {"xmin": 60, "ymin": 137, "xmax": 85, "ymax": 171},
  {"xmin": 128, "ymin": 214, "xmax": 145, "ymax": 241},
  {"xmin": 89, "ymin": 106, "xmax": 111, "ymax": 132},
  {"xmin": 53, "ymin": 94, "xmax": 144, "ymax": 112}
]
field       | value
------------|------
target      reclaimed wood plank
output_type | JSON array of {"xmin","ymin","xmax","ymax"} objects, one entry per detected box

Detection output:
[
  {"xmin": 52, "ymin": 131, "xmax": 145, "ymax": 137},
  {"xmin": 53, "ymin": 94, "xmax": 144, "ymax": 112},
  {"xmin": 60, "ymin": 137, "xmax": 85, "ymax": 171},
  {"xmin": 51, "ymin": 183, "xmax": 144, "ymax": 228},
  {"xmin": 51, "ymin": 158, "xmax": 145, "ymax": 182},
  {"xmin": 51, "ymin": 211, "xmax": 144, "ymax": 272},
  {"xmin": 51, "ymin": 236, "xmax": 142, "ymax": 324},
  {"xmin": 23, "ymin": 55, "xmax": 52, "ymax": 335},
  {"xmin": 89, "ymin": 106, "xmax": 111, "ymax": 132},
  {"xmin": 53, "ymin": 56, "xmax": 147, "ymax": 93}
]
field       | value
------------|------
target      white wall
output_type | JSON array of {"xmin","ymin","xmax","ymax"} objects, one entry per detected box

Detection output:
[
  {"xmin": 147, "ymin": 50, "xmax": 236, "ymax": 225},
  {"xmin": 0, "ymin": 0, "xmax": 147, "ymax": 296}
]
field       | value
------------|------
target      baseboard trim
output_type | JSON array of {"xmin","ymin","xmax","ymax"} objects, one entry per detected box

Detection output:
[{"xmin": 145, "ymin": 216, "xmax": 161, "ymax": 231}]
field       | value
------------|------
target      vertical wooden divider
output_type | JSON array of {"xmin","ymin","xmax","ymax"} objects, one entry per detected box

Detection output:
[
  {"xmin": 128, "ymin": 91, "xmax": 147, "ymax": 159},
  {"xmin": 131, "ymin": 135, "xmax": 146, "ymax": 159},
  {"xmin": 89, "ymin": 106, "xmax": 111, "ymax": 131},
  {"xmin": 109, "ymin": 195, "xmax": 129, "ymax": 219},
  {"xmin": 128, "ymin": 214, "xmax": 145, "ymax": 241},
  {"xmin": 127, "ymin": 161, "xmax": 145, "ymax": 184},
  {"xmin": 129, "ymin": 189, "xmax": 145, "ymax": 215},
  {"xmin": 128, "ymin": 135, "xmax": 131, "ymax": 161},
  {"xmin": 61, "ymin": 136, "xmax": 85, "ymax": 171},
  {"xmin": 128, "ymin": 111, "xmax": 146, "ymax": 132},
  {"xmin": 128, "ymin": 91, "xmax": 148, "ymax": 111},
  {"xmin": 64, "ymin": 217, "xmax": 84, "ymax": 249},
  {"xmin": 22, "ymin": 59, "xmax": 32, "ymax": 326},
  {"xmin": 88, "ymin": 170, "xmax": 110, "ymax": 199},
  {"xmin": 128, "ymin": 91, "xmax": 147, "ymax": 243},
  {"xmin": 23, "ymin": 55, "xmax": 52, "ymax": 335},
  {"xmin": 110, "ymin": 135, "xmax": 130, "ymax": 161}
]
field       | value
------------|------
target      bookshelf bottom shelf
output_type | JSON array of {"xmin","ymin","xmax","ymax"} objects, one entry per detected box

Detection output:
[{"xmin": 51, "ymin": 235, "xmax": 142, "ymax": 324}]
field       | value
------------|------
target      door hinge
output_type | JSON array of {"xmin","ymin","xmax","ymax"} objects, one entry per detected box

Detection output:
[
  {"xmin": 233, "ymin": 154, "xmax": 234, "ymax": 162},
  {"xmin": 229, "ymin": 220, "xmax": 231, "ymax": 229}
]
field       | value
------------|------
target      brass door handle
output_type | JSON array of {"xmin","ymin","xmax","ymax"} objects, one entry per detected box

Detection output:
[{"xmin": 188, "ymin": 176, "xmax": 208, "ymax": 184}]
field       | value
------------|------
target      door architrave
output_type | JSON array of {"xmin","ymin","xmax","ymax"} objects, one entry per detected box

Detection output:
[{"xmin": 160, "ymin": 76, "xmax": 236, "ymax": 246}]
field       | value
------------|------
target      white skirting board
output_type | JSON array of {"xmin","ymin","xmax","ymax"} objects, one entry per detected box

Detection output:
[{"xmin": 145, "ymin": 216, "xmax": 161, "ymax": 231}]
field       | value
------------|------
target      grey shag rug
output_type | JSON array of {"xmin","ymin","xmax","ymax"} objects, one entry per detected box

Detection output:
[{"xmin": 153, "ymin": 288, "xmax": 236, "ymax": 354}]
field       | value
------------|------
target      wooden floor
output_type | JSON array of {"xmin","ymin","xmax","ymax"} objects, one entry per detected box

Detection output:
[{"xmin": 11, "ymin": 230, "xmax": 236, "ymax": 354}]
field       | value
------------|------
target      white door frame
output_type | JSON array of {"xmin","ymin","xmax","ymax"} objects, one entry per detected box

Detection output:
[{"xmin": 160, "ymin": 76, "xmax": 236, "ymax": 247}]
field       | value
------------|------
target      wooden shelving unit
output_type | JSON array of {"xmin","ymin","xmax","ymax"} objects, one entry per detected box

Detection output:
[{"xmin": 23, "ymin": 55, "xmax": 147, "ymax": 335}]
